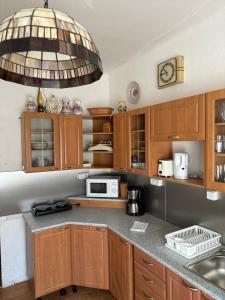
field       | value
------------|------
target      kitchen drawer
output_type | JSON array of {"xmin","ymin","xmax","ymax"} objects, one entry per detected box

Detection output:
[
  {"xmin": 135, "ymin": 262, "xmax": 166, "ymax": 299},
  {"xmin": 134, "ymin": 247, "xmax": 166, "ymax": 281},
  {"xmin": 135, "ymin": 277, "xmax": 164, "ymax": 300}
]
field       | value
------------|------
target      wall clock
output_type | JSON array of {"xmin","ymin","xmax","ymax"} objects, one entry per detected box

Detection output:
[{"xmin": 158, "ymin": 56, "xmax": 184, "ymax": 88}]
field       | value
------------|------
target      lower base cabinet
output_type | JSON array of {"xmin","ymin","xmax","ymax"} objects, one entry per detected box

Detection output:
[
  {"xmin": 26, "ymin": 224, "xmax": 215, "ymax": 300},
  {"xmin": 32, "ymin": 226, "xmax": 71, "ymax": 299},
  {"xmin": 167, "ymin": 269, "xmax": 201, "ymax": 300},
  {"xmin": 134, "ymin": 247, "xmax": 166, "ymax": 300},
  {"xmin": 109, "ymin": 230, "xmax": 134, "ymax": 300},
  {"xmin": 201, "ymin": 293, "xmax": 214, "ymax": 300},
  {"xmin": 71, "ymin": 225, "xmax": 109, "ymax": 289}
]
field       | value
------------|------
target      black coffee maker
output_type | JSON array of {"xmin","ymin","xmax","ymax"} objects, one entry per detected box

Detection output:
[{"xmin": 127, "ymin": 186, "xmax": 144, "ymax": 216}]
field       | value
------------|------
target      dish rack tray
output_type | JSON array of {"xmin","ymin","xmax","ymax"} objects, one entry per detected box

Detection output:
[{"xmin": 165, "ymin": 225, "xmax": 221, "ymax": 259}]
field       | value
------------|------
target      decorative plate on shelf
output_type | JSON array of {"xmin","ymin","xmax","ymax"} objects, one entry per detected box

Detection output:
[
  {"xmin": 127, "ymin": 81, "xmax": 140, "ymax": 104},
  {"xmin": 46, "ymin": 95, "xmax": 62, "ymax": 114}
]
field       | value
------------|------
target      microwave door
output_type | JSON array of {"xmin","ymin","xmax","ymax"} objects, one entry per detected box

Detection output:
[{"xmin": 90, "ymin": 182, "xmax": 107, "ymax": 197}]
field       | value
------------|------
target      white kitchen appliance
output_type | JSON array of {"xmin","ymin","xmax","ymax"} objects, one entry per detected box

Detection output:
[
  {"xmin": 173, "ymin": 152, "xmax": 188, "ymax": 179},
  {"xmin": 158, "ymin": 160, "xmax": 173, "ymax": 177},
  {"xmin": 86, "ymin": 176, "xmax": 120, "ymax": 198}
]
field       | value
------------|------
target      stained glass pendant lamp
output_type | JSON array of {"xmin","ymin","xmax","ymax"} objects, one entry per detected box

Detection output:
[{"xmin": 0, "ymin": 0, "xmax": 103, "ymax": 88}]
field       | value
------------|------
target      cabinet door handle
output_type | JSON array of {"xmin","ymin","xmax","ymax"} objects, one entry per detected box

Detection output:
[
  {"xmin": 143, "ymin": 291, "xmax": 154, "ymax": 300},
  {"xmin": 182, "ymin": 280, "xmax": 198, "ymax": 292},
  {"xmin": 120, "ymin": 239, "xmax": 129, "ymax": 245},
  {"xmin": 58, "ymin": 226, "xmax": 69, "ymax": 231},
  {"xmin": 96, "ymin": 227, "xmax": 107, "ymax": 231},
  {"xmin": 143, "ymin": 275, "xmax": 154, "ymax": 284},
  {"xmin": 168, "ymin": 135, "xmax": 181, "ymax": 139},
  {"xmin": 143, "ymin": 258, "xmax": 153, "ymax": 266}
]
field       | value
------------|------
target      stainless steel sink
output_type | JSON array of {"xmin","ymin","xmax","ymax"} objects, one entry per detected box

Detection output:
[{"xmin": 187, "ymin": 249, "xmax": 225, "ymax": 290}]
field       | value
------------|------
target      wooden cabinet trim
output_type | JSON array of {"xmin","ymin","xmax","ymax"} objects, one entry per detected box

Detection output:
[
  {"xmin": 113, "ymin": 112, "xmax": 128, "ymax": 170},
  {"xmin": 127, "ymin": 106, "xmax": 150, "ymax": 177},
  {"xmin": 205, "ymin": 88, "xmax": 225, "ymax": 192},
  {"xmin": 60, "ymin": 115, "xmax": 83, "ymax": 170}
]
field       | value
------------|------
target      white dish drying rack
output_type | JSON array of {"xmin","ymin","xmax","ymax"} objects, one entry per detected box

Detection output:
[{"xmin": 165, "ymin": 225, "xmax": 221, "ymax": 259}]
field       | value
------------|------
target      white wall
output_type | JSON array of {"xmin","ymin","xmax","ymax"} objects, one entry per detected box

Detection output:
[
  {"xmin": 0, "ymin": 74, "xmax": 109, "ymax": 171},
  {"xmin": 108, "ymin": 8, "xmax": 225, "ymax": 110}
]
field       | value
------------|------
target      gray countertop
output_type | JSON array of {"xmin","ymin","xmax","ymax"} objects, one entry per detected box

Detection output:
[
  {"xmin": 23, "ymin": 207, "xmax": 224, "ymax": 300},
  {"xmin": 67, "ymin": 195, "xmax": 128, "ymax": 202}
]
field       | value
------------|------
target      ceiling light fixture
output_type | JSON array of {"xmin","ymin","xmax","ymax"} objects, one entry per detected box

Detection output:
[{"xmin": 0, "ymin": 0, "xmax": 103, "ymax": 88}]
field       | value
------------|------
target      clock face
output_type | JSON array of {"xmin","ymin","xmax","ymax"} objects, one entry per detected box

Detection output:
[
  {"xmin": 160, "ymin": 62, "xmax": 175, "ymax": 84},
  {"xmin": 158, "ymin": 56, "xmax": 184, "ymax": 88}
]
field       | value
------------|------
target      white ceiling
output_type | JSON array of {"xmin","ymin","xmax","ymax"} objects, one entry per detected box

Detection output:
[{"xmin": 0, "ymin": 0, "xmax": 224, "ymax": 72}]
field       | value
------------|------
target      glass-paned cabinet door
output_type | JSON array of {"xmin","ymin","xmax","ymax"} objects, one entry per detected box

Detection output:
[
  {"xmin": 22, "ymin": 112, "xmax": 60, "ymax": 172},
  {"xmin": 127, "ymin": 107, "xmax": 150, "ymax": 176},
  {"xmin": 206, "ymin": 89, "xmax": 225, "ymax": 192}
]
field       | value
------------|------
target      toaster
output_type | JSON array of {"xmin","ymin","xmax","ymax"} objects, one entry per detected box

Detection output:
[{"xmin": 158, "ymin": 160, "xmax": 173, "ymax": 177}]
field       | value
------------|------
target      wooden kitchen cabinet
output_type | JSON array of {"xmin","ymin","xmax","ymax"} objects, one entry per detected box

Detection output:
[
  {"xmin": 109, "ymin": 230, "xmax": 134, "ymax": 300},
  {"xmin": 167, "ymin": 269, "xmax": 201, "ymax": 300},
  {"xmin": 113, "ymin": 112, "xmax": 127, "ymax": 170},
  {"xmin": 32, "ymin": 226, "xmax": 71, "ymax": 298},
  {"xmin": 22, "ymin": 112, "xmax": 60, "ymax": 172},
  {"xmin": 127, "ymin": 107, "xmax": 150, "ymax": 176},
  {"xmin": 71, "ymin": 225, "xmax": 109, "ymax": 290},
  {"xmin": 22, "ymin": 112, "xmax": 83, "ymax": 172},
  {"xmin": 151, "ymin": 94, "xmax": 205, "ymax": 141},
  {"xmin": 201, "ymin": 292, "xmax": 214, "ymax": 300},
  {"xmin": 60, "ymin": 115, "xmax": 82, "ymax": 169},
  {"xmin": 134, "ymin": 247, "xmax": 166, "ymax": 300},
  {"xmin": 205, "ymin": 88, "xmax": 225, "ymax": 192}
]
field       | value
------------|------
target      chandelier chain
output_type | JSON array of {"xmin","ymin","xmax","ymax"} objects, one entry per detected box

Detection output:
[{"xmin": 44, "ymin": 0, "xmax": 48, "ymax": 8}]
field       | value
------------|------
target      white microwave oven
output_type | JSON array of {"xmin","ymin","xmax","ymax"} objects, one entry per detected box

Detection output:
[{"xmin": 86, "ymin": 176, "xmax": 120, "ymax": 198}]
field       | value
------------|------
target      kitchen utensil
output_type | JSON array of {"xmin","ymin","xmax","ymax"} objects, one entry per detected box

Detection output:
[
  {"xmin": 87, "ymin": 107, "xmax": 114, "ymax": 116},
  {"xmin": 216, "ymin": 135, "xmax": 223, "ymax": 153},
  {"xmin": 158, "ymin": 160, "xmax": 173, "ymax": 177},
  {"xmin": 46, "ymin": 95, "xmax": 62, "ymax": 114},
  {"xmin": 173, "ymin": 153, "xmax": 188, "ymax": 179},
  {"xmin": 165, "ymin": 225, "xmax": 221, "ymax": 258},
  {"xmin": 127, "ymin": 186, "xmax": 144, "ymax": 216}
]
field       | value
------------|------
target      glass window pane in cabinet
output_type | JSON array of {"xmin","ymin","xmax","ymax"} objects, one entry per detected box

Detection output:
[
  {"xmin": 216, "ymin": 99, "xmax": 225, "ymax": 123},
  {"xmin": 30, "ymin": 118, "xmax": 55, "ymax": 167},
  {"xmin": 137, "ymin": 114, "xmax": 145, "ymax": 130}
]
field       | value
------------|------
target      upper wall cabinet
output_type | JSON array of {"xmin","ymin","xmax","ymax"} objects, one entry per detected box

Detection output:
[
  {"xmin": 127, "ymin": 107, "xmax": 150, "ymax": 176},
  {"xmin": 113, "ymin": 112, "xmax": 127, "ymax": 170},
  {"xmin": 151, "ymin": 94, "xmax": 206, "ymax": 141},
  {"xmin": 206, "ymin": 88, "xmax": 225, "ymax": 192},
  {"xmin": 22, "ymin": 112, "xmax": 61, "ymax": 173},
  {"xmin": 60, "ymin": 115, "xmax": 83, "ymax": 170},
  {"xmin": 22, "ymin": 112, "xmax": 82, "ymax": 173}
]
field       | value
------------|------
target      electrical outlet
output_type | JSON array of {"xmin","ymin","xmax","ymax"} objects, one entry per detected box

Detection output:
[
  {"xmin": 77, "ymin": 172, "xmax": 89, "ymax": 180},
  {"xmin": 206, "ymin": 190, "xmax": 220, "ymax": 201},
  {"xmin": 150, "ymin": 177, "xmax": 165, "ymax": 187}
]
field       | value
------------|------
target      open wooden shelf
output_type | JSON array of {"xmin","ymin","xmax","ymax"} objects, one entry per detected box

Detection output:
[
  {"xmin": 215, "ymin": 122, "xmax": 225, "ymax": 126},
  {"xmin": 83, "ymin": 151, "xmax": 113, "ymax": 154},
  {"xmin": 131, "ymin": 129, "xmax": 145, "ymax": 133},
  {"xmin": 83, "ymin": 165, "xmax": 113, "ymax": 169},
  {"xmin": 83, "ymin": 132, "xmax": 113, "ymax": 135},
  {"xmin": 83, "ymin": 114, "xmax": 113, "ymax": 120},
  {"xmin": 153, "ymin": 176, "xmax": 204, "ymax": 188},
  {"xmin": 215, "ymin": 153, "xmax": 225, "ymax": 157},
  {"xmin": 166, "ymin": 177, "xmax": 204, "ymax": 188},
  {"xmin": 131, "ymin": 149, "xmax": 145, "ymax": 152},
  {"xmin": 31, "ymin": 131, "xmax": 54, "ymax": 134},
  {"xmin": 32, "ymin": 149, "xmax": 54, "ymax": 151}
]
